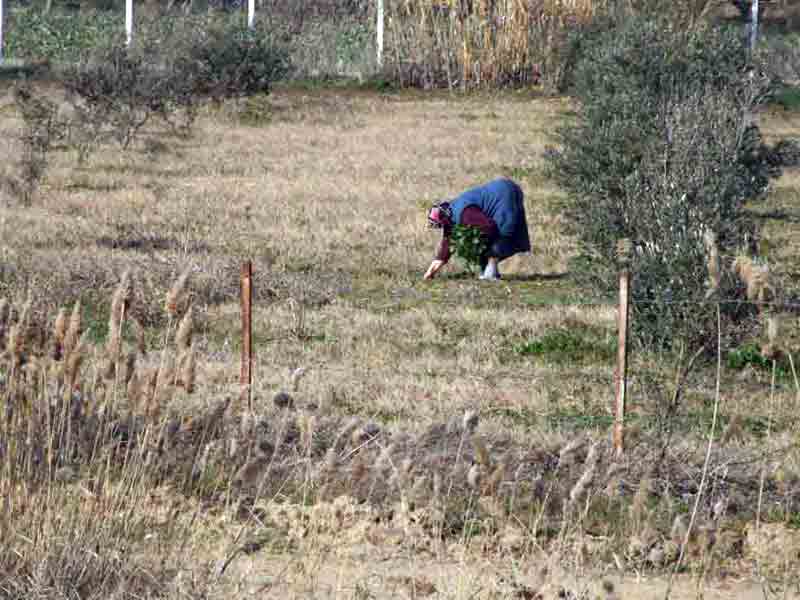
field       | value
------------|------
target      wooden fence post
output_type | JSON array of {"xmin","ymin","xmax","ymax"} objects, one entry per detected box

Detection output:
[
  {"xmin": 614, "ymin": 239, "xmax": 632, "ymax": 457},
  {"xmin": 240, "ymin": 261, "xmax": 253, "ymax": 411}
]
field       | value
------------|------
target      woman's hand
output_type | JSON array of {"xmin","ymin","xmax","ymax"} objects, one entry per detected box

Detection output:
[{"xmin": 424, "ymin": 260, "xmax": 445, "ymax": 280}]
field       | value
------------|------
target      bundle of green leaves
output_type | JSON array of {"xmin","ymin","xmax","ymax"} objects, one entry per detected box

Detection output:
[{"xmin": 450, "ymin": 224, "xmax": 488, "ymax": 272}]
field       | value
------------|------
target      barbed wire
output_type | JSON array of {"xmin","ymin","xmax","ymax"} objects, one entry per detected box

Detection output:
[{"xmin": 357, "ymin": 296, "xmax": 800, "ymax": 310}]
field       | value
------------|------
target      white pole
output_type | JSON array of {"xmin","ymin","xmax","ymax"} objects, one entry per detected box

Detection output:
[
  {"xmin": 0, "ymin": 0, "xmax": 5, "ymax": 66},
  {"xmin": 247, "ymin": 0, "xmax": 255, "ymax": 29},
  {"xmin": 376, "ymin": 0, "xmax": 384, "ymax": 69},
  {"xmin": 749, "ymin": 0, "xmax": 759, "ymax": 52},
  {"xmin": 126, "ymin": 0, "xmax": 133, "ymax": 47}
]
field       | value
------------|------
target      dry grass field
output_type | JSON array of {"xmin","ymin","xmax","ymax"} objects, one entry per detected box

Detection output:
[{"xmin": 1, "ymin": 82, "xmax": 800, "ymax": 599}]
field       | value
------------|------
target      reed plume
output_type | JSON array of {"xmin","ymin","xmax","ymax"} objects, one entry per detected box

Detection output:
[
  {"xmin": 704, "ymin": 229, "xmax": 720, "ymax": 297},
  {"xmin": 568, "ymin": 442, "xmax": 598, "ymax": 508},
  {"xmin": 165, "ymin": 268, "xmax": 191, "ymax": 317},
  {"xmin": 106, "ymin": 271, "xmax": 132, "ymax": 361},
  {"xmin": 63, "ymin": 300, "xmax": 82, "ymax": 361},
  {"xmin": 178, "ymin": 345, "xmax": 196, "ymax": 394},
  {"xmin": 63, "ymin": 331, "xmax": 90, "ymax": 400},
  {"xmin": 175, "ymin": 306, "xmax": 193, "ymax": 353},
  {"xmin": 53, "ymin": 307, "xmax": 66, "ymax": 360},
  {"xmin": 0, "ymin": 298, "xmax": 9, "ymax": 348}
]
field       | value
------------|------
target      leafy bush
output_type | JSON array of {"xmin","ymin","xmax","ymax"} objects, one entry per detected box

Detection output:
[
  {"xmin": 57, "ymin": 18, "xmax": 288, "ymax": 156},
  {"xmin": 545, "ymin": 16, "xmax": 780, "ymax": 350},
  {"xmin": 170, "ymin": 19, "xmax": 290, "ymax": 103},
  {"xmin": 727, "ymin": 342, "xmax": 792, "ymax": 378},
  {"xmin": 61, "ymin": 42, "xmax": 174, "ymax": 151},
  {"xmin": 5, "ymin": 9, "xmax": 119, "ymax": 62},
  {"xmin": 1, "ymin": 84, "xmax": 66, "ymax": 205}
]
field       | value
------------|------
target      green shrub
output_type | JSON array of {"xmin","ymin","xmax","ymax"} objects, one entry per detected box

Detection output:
[
  {"xmin": 727, "ymin": 343, "xmax": 791, "ymax": 378},
  {"xmin": 57, "ymin": 18, "xmax": 288, "ymax": 155},
  {"xmin": 545, "ymin": 16, "xmax": 780, "ymax": 350},
  {"xmin": 170, "ymin": 19, "xmax": 290, "ymax": 103},
  {"xmin": 1, "ymin": 83, "xmax": 66, "ymax": 205},
  {"xmin": 514, "ymin": 327, "xmax": 616, "ymax": 365}
]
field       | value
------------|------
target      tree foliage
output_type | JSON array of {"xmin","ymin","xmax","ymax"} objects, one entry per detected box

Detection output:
[{"xmin": 546, "ymin": 16, "xmax": 780, "ymax": 350}]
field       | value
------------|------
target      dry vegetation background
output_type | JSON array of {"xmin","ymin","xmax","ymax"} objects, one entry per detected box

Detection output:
[{"xmin": 1, "ymin": 80, "xmax": 800, "ymax": 599}]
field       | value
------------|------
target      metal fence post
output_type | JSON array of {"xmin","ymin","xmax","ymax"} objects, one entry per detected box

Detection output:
[
  {"xmin": 240, "ymin": 261, "xmax": 253, "ymax": 411},
  {"xmin": 125, "ymin": 0, "xmax": 134, "ymax": 47},
  {"xmin": 376, "ymin": 0, "xmax": 384, "ymax": 69},
  {"xmin": 749, "ymin": 0, "xmax": 760, "ymax": 53},
  {"xmin": 614, "ymin": 239, "xmax": 632, "ymax": 457}
]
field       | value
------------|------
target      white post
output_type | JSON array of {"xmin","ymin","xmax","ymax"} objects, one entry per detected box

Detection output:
[
  {"xmin": 0, "ymin": 0, "xmax": 5, "ymax": 66},
  {"xmin": 376, "ymin": 0, "xmax": 384, "ymax": 69},
  {"xmin": 126, "ymin": 0, "xmax": 134, "ymax": 47},
  {"xmin": 247, "ymin": 0, "xmax": 255, "ymax": 29},
  {"xmin": 749, "ymin": 0, "xmax": 759, "ymax": 52}
]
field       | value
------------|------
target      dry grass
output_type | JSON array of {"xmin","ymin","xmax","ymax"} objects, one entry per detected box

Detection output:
[{"xmin": 1, "ymin": 84, "xmax": 800, "ymax": 599}]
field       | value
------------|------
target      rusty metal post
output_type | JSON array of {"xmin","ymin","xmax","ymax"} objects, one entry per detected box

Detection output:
[
  {"xmin": 240, "ymin": 261, "xmax": 253, "ymax": 411},
  {"xmin": 614, "ymin": 239, "xmax": 632, "ymax": 457}
]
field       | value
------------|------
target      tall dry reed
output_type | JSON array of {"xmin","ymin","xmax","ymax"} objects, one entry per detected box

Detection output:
[{"xmin": 386, "ymin": 0, "xmax": 606, "ymax": 89}]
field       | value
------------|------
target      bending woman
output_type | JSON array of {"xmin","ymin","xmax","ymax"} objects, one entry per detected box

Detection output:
[{"xmin": 424, "ymin": 178, "xmax": 531, "ymax": 281}]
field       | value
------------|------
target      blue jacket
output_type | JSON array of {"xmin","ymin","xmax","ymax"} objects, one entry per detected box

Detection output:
[{"xmin": 450, "ymin": 178, "xmax": 531, "ymax": 254}]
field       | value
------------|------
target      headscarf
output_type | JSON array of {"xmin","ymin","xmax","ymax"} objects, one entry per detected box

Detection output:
[{"xmin": 427, "ymin": 202, "xmax": 452, "ymax": 228}]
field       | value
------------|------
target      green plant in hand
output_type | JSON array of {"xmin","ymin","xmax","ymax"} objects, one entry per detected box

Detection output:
[{"xmin": 451, "ymin": 224, "xmax": 487, "ymax": 273}]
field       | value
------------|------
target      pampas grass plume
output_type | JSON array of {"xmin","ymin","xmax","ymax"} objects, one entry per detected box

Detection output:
[
  {"xmin": 467, "ymin": 463, "xmax": 481, "ymax": 490},
  {"xmin": 175, "ymin": 306, "xmax": 193, "ymax": 352},
  {"xmin": 559, "ymin": 436, "xmax": 585, "ymax": 465},
  {"xmin": 704, "ymin": 230, "xmax": 720, "ymax": 296},
  {"xmin": 719, "ymin": 414, "xmax": 744, "ymax": 445},
  {"xmin": 63, "ymin": 300, "xmax": 82, "ymax": 360},
  {"xmin": 472, "ymin": 435, "xmax": 491, "ymax": 466},
  {"xmin": 165, "ymin": 268, "xmax": 191, "ymax": 317},
  {"xmin": 53, "ymin": 307, "xmax": 66, "ymax": 359},
  {"xmin": 290, "ymin": 366, "xmax": 307, "ymax": 392},
  {"xmin": 64, "ymin": 330, "xmax": 90, "ymax": 392},
  {"xmin": 6, "ymin": 323, "xmax": 22, "ymax": 366},
  {"xmin": 106, "ymin": 271, "xmax": 132, "ymax": 359},
  {"xmin": 568, "ymin": 443, "xmax": 598, "ymax": 506},
  {"xmin": 133, "ymin": 318, "xmax": 147, "ymax": 356},
  {"xmin": 0, "ymin": 297, "xmax": 9, "ymax": 328},
  {"xmin": 179, "ymin": 346, "xmax": 196, "ymax": 393}
]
